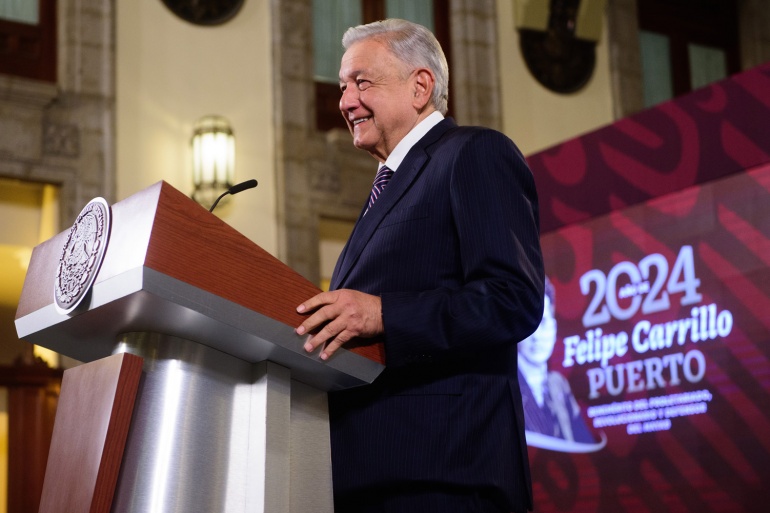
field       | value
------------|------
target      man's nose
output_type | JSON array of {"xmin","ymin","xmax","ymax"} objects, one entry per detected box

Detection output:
[{"xmin": 339, "ymin": 87, "xmax": 360, "ymax": 111}]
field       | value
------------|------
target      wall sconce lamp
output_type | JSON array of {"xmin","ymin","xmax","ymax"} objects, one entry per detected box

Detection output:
[{"xmin": 191, "ymin": 115, "xmax": 235, "ymax": 208}]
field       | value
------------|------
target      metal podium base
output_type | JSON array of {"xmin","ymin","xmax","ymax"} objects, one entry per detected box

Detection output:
[{"xmin": 110, "ymin": 332, "xmax": 333, "ymax": 513}]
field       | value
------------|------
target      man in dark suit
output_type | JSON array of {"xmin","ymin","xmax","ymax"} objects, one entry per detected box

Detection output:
[{"xmin": 295, "ymin": 18, "xmax": 544, "ymax": 513}]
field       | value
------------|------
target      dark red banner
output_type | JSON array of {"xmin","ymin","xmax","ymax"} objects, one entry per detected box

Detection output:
[
  {"xmin": 528, "ymin": 62, "xmax": 770, "ymax": 234},
  {"xmin": 520, "ymin": 163, "xmax": 770, "ymax": 512}
]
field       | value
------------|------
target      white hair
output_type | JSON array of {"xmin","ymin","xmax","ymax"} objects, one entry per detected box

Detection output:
[{"xmin": 342, "ymin": 18, "xmax": 449, "ymax": 115}]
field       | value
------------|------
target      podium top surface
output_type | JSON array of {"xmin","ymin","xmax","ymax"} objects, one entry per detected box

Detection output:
[{"xmin": 15, "ymin": 181, "xmax": 384, "ymax": 391}]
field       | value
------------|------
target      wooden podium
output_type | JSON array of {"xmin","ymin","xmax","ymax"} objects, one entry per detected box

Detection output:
[{"xmin": 15, "ymin": 181, "xmax": 385, "ymax": 513}]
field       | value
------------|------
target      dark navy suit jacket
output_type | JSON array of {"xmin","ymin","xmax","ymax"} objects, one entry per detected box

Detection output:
[{"xmin": 328, "ymin": 118, "xmax": 544, "ymax": 512}]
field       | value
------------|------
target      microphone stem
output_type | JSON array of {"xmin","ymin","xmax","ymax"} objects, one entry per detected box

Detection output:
[
  {"xmin": 207, "ymin": 179, "xmax": 258, "ymax": 213},
  {"xmin": 209, "ymin": 192, "xmax": 230, "ymax": 213}
]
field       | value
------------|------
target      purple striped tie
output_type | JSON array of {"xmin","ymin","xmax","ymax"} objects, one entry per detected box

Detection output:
[{"xmin": 366, "ymin": 165, "xmax": 394, "ymax": 212}]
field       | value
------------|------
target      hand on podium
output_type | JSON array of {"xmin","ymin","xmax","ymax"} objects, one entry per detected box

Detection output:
[{"xmin": 295, "ymin": 289, "xmax": 384, "ymax": 360}]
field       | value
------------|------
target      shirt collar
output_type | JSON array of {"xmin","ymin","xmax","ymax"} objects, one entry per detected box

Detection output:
[{"xmin": 383, "ymin": 110, "xmax": 444, "ymax": 172}]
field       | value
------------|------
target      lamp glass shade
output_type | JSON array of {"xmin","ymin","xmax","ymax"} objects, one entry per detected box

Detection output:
[{"xmin": 191, "ymin": 116, "xmax": 235, "ymax": 207}]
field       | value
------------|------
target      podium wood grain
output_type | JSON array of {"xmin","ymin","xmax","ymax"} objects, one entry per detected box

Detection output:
[
  {"xmin": 37, "ymin": 353, "xmax": 143, "ymax": 513},
  {"xmin": 16, "ymin": 181, "xmax": 385, "ymax": 364},
  {"xmin": 143, "ymin": 183, "xmax": 386, "ymax": 363}
]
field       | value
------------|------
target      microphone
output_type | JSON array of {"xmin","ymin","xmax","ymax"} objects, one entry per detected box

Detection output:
[{"xmin": 209, "ymin": 179, "xmax": 258, "ymax": 213}]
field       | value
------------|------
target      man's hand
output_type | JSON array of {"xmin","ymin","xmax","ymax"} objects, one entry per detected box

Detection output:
[{"xmin": 296, "ymin": 289, "xmax": 383, "ymax": 360}]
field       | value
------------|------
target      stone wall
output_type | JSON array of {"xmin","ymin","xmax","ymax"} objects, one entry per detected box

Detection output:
[{"xmin": 0, "ymin": 0, "xmax": 115, "ymax": 228}]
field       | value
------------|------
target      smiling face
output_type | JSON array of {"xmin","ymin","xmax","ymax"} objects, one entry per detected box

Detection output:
[{"xmin": 338, "ymin": 38, "xmax": 435, "ymax": 162}]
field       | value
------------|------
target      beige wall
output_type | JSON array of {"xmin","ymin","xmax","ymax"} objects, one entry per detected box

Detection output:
[
  {"xmin": 497, "ymin": 0, "xmax": 615, "ymax": 155},
  {"xmin": 116, "ymin": 0, "xmax": 277, "ymax": 254}
]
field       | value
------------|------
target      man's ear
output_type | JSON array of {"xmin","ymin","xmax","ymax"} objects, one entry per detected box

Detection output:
[{"xmin": 412, "ymin": 68, "xmax": 436, "ymax": 110}]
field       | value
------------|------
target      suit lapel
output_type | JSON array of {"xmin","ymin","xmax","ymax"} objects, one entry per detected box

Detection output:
[{"xmin": 331, "ymin": 118, "xmax": 456, "ymax": 289}]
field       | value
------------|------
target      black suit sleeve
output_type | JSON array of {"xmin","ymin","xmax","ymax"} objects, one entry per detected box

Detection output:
[{"xmin": 380, "ymin": 128, "xmax": 545, "ymax": 367}]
